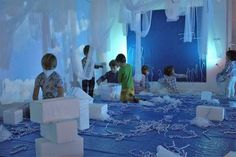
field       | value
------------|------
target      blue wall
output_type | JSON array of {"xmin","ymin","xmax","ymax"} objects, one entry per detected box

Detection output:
[{"xmin": 127, "ymin": 10, "xmax": 206, "ymax": 82}]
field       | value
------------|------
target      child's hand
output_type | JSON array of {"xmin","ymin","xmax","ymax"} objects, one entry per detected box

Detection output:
[
  {"xmin": 95, "ymin": 65, "xmax": 103, "ymax": 69},
  {"xmin": 96, "ymin": 80, "xmax": 101, "ymax": 85}
]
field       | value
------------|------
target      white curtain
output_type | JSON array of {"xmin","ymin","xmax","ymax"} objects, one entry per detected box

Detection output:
[
  {"xmin": 120, "ymin": 0, "xmax": 153, "ymax": 81},
  {"xmin": 184, "ymin": 6, "xmax": 195, "ymax": 42},
  {"xmin": 196, "ymin": 0, "xmax": 208, "ymax": 60}
]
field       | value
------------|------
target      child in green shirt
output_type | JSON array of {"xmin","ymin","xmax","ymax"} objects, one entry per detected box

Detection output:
[{"xmin": 115, "ymin": 53, "xmax": 138, "ymax": 103}]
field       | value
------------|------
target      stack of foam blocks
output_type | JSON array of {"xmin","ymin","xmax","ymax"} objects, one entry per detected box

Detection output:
[
  {"xmin": 30, "ymin": 97, "xmax": 85, "ymax": 157},
  {"xmin": 71, "ymin": 87, "xmax": 109, "ymax": 121}
]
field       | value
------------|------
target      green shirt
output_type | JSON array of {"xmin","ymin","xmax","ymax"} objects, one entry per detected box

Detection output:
[{"xmin": 118, "ymin": 64, "xmax": 134, "ymax": 90}]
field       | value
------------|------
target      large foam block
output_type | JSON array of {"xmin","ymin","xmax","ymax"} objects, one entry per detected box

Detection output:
[
  {"xmin": 77, "ymin": 103, "xmax": 89, "ymax": 130},
  {"xmin": 69, "ymin": 87, "xmax": 93, "ymax": 105},
  {"xmin": 196, "ymin": 105, "xmax": 225, "ymax": 121},
  {"xmin": 3, "ymin": 108, "xmax": 23, "ymax": 125},
  {"xmin": 224, "ymin": 151, "xmax": 236, "ymax": 157},
  {"xmin": 89, "ymin": 103, "xmax": 109, "ymax": 120},
  {"xmin": 30, "ymin": 97, "xmax": 81, "ymax": 123},
  {"xmin": 40, "ymin": 120, "xmax": 78, "ymax": 144},
  {"xmin": 201, "ymin": 91, "xmax": 212, "ymax": 101},
  {"xmin": 156, "ymin": 145, "xmax": 181, "ymax": 157},
  {"xmin": 35, "ymin": 136, "xmax": 83, "ymax": 157},
  {"xmin": 97, "ymin": 83, "xmax": 121, "ymax": 101}
]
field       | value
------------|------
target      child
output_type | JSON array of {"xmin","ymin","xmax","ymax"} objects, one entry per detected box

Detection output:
[
  {"xmin": 134, "ymin": 65, "xmax": 150, "ymax": 93},
  {"xmin": 33, "ymin": 53, "xmax": 64, "ymax": 100},
  {"xmin": 160, "ymin": 65, "xmax": 187, "ymax": 93},
  {"xmin": 115, "ymin": 53, "xmax": 138, "ymax": 103},
  {"xmin": 219, "ymin": 50, "xmax": 236, "ymax": 98},
  {"xmin": 96, "ymin": 60, "xmax": 118, "ymax": 85},
  {"xmin": 82, "ymin": 45, "xmax": 103, "ymax": 97}
]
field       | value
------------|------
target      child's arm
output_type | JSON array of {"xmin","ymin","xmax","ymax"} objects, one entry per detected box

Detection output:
[
  {"xmin": 57, "ymin": 87, "xmax": 64, "ymax": 97},
  {"xmin": 96, "ymin": 73, "xmax": 108, "ymax": 85},
  {"xmin": 94, "ymin": 64, "xmax": 103, "ymax": 69},
  {"xmin": 32, "ymin": 86, "xmax": 39, "ymax": 100},
  {"xmin": 173, "ymin": 73, "xmax": 187, "ymax": 79},
  {"xmin": 118, "ymin": 70, "xmax": 122, "ymax": 83}
]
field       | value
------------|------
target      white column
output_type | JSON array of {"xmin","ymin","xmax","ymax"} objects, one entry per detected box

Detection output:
[{"xmin": 134, "ymin": 13, "xmax": 142, "ymax": 82}]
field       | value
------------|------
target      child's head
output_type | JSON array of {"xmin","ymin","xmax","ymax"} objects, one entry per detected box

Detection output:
[
  {"xmin": 41, "ymin": 53, "xmax": 57, "ymax": 70},
  {"xmin": 141, "ymin": 65, "xmax": 149, "ymax": 76},
  {"xmin": 115, "ymin": 53, "xmax": 126, "ymax": 66},
  {"xmin": 226, "ymin": 50, "xmax": 236, "ymax": 61},
  {"xmin": 109, "ymin": 60, "xmax": 118, "ymax": 73},
  {"xmin": 164, "ymin": 65, "xmax": 174, "ymax": 76},
  {"xmin": 83, "ymin": 45, "xmax": 90, "ymax": 57}
]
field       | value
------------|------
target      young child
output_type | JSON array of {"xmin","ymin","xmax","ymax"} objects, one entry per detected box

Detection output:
[
  {"xmin": 115, "ymin": 53, "xmax": 138, "ymax": 103},
  {"xmin": 81, "ymin": 45, "xmax": 102, "ymax": 97},
  {"xmin": 219, "ymin": 50, "xmax": 236, "ymax": 98},
  {"xmin": 216, "ymin": 50, "xmax": 232, "ymax": 94},
  {"xmin": 33, "ymin": 53, "xmax": 64, "ymax": 100},
  {"xmin": 96, "ymin": 60, "xmax": 118, "ymax": 85},
  {"xmin": 161, "ymin": 65, "xmax": 187, "ymax": 93},
  {"xmin": 134, "ymin": 65, "xmax": 150, "ymax": 93}
]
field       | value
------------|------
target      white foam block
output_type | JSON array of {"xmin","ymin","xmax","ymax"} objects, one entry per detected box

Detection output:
[
  {"xmin": 77, "ymin": 103, "xmax": 89, "ymax": 130},
  {"xmin": 201, "ymin": 91, "xmax": 212, "ymax": 101},
  {"xmin": 224, "ymin": 151, "xmax": 236, "ymax": 157},
  {"xmin": 35, "ymin": 136, "xmax": 83, "ymax": 157},
  {"xmin": 156, "ymin": 145, "xmax": 181, "ymax": 157},
  {"xmin": 40, "ymin": 120, "xmax": 78, "ymax": 144},
  {"xmin": 3, "ymin": 108, "xmax": 23, "ymax": 125},
  {"xmin": 196, "ymin": 105, "xmax": 225, "ymax": 121},
  {"xmin": 30, "ymin": 97, "xmax": 81, "ymax": 123},
  {"xmin": 69, "ymin": 87, "xmax": 93, "ymax": 104},
  {"xmin": 89, "ymin": 103, "xmax": 109, "ymax": 120}
]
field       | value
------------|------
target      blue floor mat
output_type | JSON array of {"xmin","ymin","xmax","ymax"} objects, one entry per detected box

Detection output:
[{"xmin": 0, "ymin": 94, "xmax": 236, "ymax": 157}]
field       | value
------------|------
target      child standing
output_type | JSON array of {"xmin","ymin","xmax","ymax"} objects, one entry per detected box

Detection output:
[
  {"xmin": 161, "ymin": 65, "xmax": 187, "ymax": 93},
  {"xmin": 134, "ymin": 65, "xmax": 150, "ymax": 93},
  {"xmin": 33, "ymin": 53, "xmax": 64, "ymax": 100},
  {"xmin": 96, "ymin": 60, "xmax": 118, "ymax": 85},
  {"xmin": 220, "ymin": 50, "xmax": 236, "ymax": 98},
  {"xmin": 115, "ymin": 53, "xmax": 138, "ymax": 103},
  {"xmin": 81, "ymin": 45, "xmax": 102, "ymax": 97}
]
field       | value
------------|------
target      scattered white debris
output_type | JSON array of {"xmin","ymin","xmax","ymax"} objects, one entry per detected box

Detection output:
[
  {"xmin": 0, "ymin": 125, "xmax": 12, "ymax": 142},
  {"xmin": 190, "ymin": 117, "xmax": 212, "ymax": 128},
  {"xmin": 139, "ymin": 100, "xmax": 155, "ymax": 106}
]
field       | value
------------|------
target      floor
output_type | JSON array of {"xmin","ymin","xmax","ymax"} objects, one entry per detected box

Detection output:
[{"xmin": 0, "ymin": 93, "xmax": 236, "ymax": 157}]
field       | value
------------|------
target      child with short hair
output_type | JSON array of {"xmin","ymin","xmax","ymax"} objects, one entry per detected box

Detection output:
[
  {"xmin": 161, "ymin": 65, "xmax": 187, "ymax": 93},
  {"xmin": 96, "ymin": 60, "xmax": 118, "ymax": 85},
  {"xmin": 219, "ymin": 50, "xmax": 236, "ymax": 98},
  {"xmin": 81, "ymin": 45, "xmax": 103, "ymax": 97},
  {"xmin": 134, "ymin": 65, "xmax": 150, "ymax": 93},
  {"xmin": 33, "ymin": 53, "xmax": 64, "ymax": 100},
  {"xmin": 115, "ymin": 53, "xmax": 138, "ymax": 103}
]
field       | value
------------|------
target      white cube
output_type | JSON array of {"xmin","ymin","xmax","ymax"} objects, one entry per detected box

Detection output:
[
  {"xmin": 30, "ymin": 97, "xmax": 81, "ymax": 123},
  {"xmin": 97, "ymin": 83, "xmax": 121, "ymax": 101},
  {"xmin": 77, "ymin": 103, "xmax": 90, "ymax": 130},
  {"xmin": 3, "ymin": 108, "xmax": 23, "ymax": 125},
  {"xmin": 35, "ymin": 136, "xmax": 83, "ymax": 157},
  {"xmin": 89, "ymin": 103, "xmax": 109, "ymax": 120},
  {"xmin": 196, "ymin": 105, "xmax": 225, "ymax": 121},
  {"xmin": 40, "ymin": 120, "xmax": 78, "ymax": 144},
  {"xmin": 201, "ymin": 91, "xmax": 212, "ymax": 101},
  {"xmin": 224, "ymin": 151, "xmax": 236, "ymax": 157}
]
